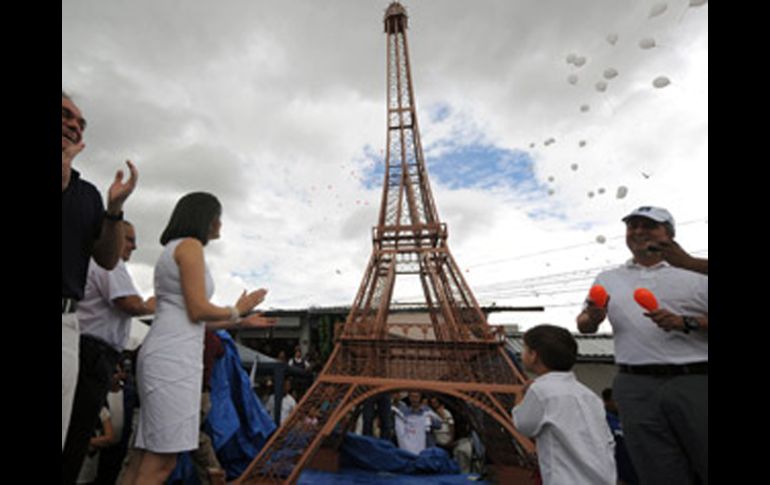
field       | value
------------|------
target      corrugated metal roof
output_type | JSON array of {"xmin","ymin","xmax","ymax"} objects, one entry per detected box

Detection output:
[
  {"xmin": 261, "ymin": 304, "xmax": 544, "ymax": 316},
  {"xmin": 506, "ymin": 333, "xmax": 615, "ymax": 362}
]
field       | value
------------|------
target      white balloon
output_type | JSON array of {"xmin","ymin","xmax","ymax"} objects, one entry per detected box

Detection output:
[
  {"xmin": 580, "ymin": 104, "xmax": 590, "ymax": 112},
  {"xmin": 568, "ymin": 74, "xmax": 578, "ymax": 85},
  {"xmin": 616, "ymin": 186, "xmax": 628, "ymax": 199},
  {"xmin": 652, "ymin": 76, "xmax": 671, "ymax": 88},
  {"xmin": 639, "ymin": 38, "xmax": 656, "ymax": 49},
  {"xmin": 596, "ymin": 235, "xmax": 607, "ymax": 244},
  {"xmin": 689, "ymin": 0, "xmax": 707, "ymax": 6},
  {"xmin": 606, "ymin": 33, "xmax": 618, "ymax": 45},
  {"xmin": 649, "ymin": 2, "xmax": 668, "ymax": 18},
  {"xmin": 573, "ymin": 56, "xmax": 587, "ymax": 67},
  {"xmin": 603, "ymin": 68, "xmax": 619, "ymax": 80},
  {"xmin": 595, "ymin": 81, "xmax": 608, "ymax": 92}
]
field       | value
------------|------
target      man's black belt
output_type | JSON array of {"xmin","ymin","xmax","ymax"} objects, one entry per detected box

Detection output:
[
  {"xmin": 80, "ymin": 334, "xmax": 121, "ymax": 361},
  {"xmin": 618, "ymin": 362, "xmax": 708, "ymax": 376},
  {"xmin": 62, "ymin": 297, "xmax": 78, "ymax": 314}
]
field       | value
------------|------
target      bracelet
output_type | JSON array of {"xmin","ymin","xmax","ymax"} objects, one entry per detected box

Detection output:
[
  {"xmin": 227, "ymin": 306, "xmax": 240, "ymax": 325},
  {"xmin": 104, "ymin": 211, "xmax": 124, "ymax": 222}
]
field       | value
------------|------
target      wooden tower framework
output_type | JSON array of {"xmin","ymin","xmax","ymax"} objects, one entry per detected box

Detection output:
[{"xmin": 237, "ymin": 3, "xmax": 538, "ymax": 483}]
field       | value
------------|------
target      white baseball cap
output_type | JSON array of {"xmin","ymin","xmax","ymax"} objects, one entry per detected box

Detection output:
[{"xmin": 622, "ymin": 206, "xmax": 675, "ymax": 232}]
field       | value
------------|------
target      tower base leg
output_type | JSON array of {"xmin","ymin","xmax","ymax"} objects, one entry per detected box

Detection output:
[
  {"xmin": 490, "ymin": 464, "xmax": 539, "ymax": 484},
  {"xmin": 307, "ymin": 446, "xmax": 340, "ymax": 473}
]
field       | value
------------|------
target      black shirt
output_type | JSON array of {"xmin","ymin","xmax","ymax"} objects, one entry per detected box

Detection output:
[{"xmin": 62, "ymin": 169, "xmax": 104, "ymax": 300}]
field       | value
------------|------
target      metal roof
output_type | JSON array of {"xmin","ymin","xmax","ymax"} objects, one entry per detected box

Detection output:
[
  {"xmin": 506, "ymin": 333, "xmax": 615, "ymax": 363},
  {"xmin": 260, "ymin": 304, "xmax": 544, "ymax": 317}
]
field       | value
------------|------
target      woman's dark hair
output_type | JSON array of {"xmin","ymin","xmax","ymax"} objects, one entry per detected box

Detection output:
[
  {"xmin": 522, "ymin": 324, "xmax": 578, "ymax": 371},
  {"xmin": 160, "ymin": 192, "xmax": 222, "ymax": 246}
]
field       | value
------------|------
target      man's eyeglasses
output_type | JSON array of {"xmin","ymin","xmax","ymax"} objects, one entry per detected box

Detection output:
[{"xmin": 62, "ymin": 107, "xmax": 87, "ymax": 131}]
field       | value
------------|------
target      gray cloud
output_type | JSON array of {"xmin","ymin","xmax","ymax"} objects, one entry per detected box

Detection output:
[{"xmin": 63, "ymin": 0, "xmax": 707, "ymax": 323}]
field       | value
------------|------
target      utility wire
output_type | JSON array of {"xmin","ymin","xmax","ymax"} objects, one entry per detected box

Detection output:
[{"xmin": 466, "ymin": 218, "xmax": 708, "ymax": 269}]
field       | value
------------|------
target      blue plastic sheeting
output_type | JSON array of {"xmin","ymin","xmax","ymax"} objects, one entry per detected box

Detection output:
[
  {"xmin": 166, "ymin": 331, "xmax": 276, "ymax": 483},
  {"xmin": 298, "ymin": 468, "xmax": 488, "ymax": 484},
  {"xmin": 340, "ymin": 433, "xmax": 460, "ymax": 475},
  {"xmin": 166, "ymin": 453, "xmax": 198, "ymax": 485},
  {"xmin": 206, "ymin": 331, "xmax": 276, "ymax": 478}
]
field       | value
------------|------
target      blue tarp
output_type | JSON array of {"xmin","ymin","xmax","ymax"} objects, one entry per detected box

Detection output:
[
  {"xmin": 340, "ymin": 433, "xmax": 460, "ymax": 475},
  {"xmin": 206, "ymin": 331, "xmax": 276, "ymax": 478},
  {"xmin": 299, "ymin": 469, "xmax": 486, "ymax": 485},
  {"xmin": 298, "ymin": 433, "xmax": 482, "ymax": 484},
  {"xmin": 167, "ymin": 331, "xmax": 276, "ymax": 483}
]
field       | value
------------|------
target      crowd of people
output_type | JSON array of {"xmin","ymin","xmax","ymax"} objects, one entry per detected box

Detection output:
[{"xmin": 63, "ymin": 89, "xmax": 707, "ymax": 485}]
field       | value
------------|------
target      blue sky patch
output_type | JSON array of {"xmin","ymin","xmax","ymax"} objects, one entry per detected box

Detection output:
[
  {"xmin": 424, "ymin": 143, "xmax": 545, "ymax": 193},
  {"xmin": 231, "ymin": 264, "xmax": 272, "ymax": 284},
  {"xmin": 428, "ymin": 103, "xmax": 452, "ymax": 123},
  {"xmin": 359, "ymin": 142, "xmax": 548, "ymax": 195},
  {"xmin": 355, "ymin": 142, "xmax": 566, "ymax": 223},
  {"xmin": 359, "ymin": 144, "xmax": 385, "ymax": 190}
]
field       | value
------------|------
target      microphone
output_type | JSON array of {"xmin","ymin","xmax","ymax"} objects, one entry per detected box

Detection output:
[
  {"xmin": 633, "ymin": 288, "xmax": 659, "ymax": 311},
  {"xmin": 588, "ymin": 285, "xmax": 609, "ymax": 308}
]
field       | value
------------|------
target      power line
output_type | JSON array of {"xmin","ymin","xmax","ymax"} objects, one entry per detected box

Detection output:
[
  {"xmin": 474, "ymin": 248, "xmax": 708, "ymax": 301},
  {"xmin": 396, "ymin": 247, "xmax": 707, "ymax": 303},
  {"xmin": 466, "ymin": 218, "xmax": 708, "ymax": 269}
]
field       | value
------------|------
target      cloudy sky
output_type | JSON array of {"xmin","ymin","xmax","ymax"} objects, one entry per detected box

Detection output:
[{"xmin": 63, "ymin": 0, "xmax": 708, "ymax": 331}]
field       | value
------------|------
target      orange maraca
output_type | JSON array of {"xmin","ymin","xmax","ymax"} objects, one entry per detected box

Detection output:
[
  {"xmin": 633, "ymin": 288, "xmax": 659, "ymax": 311},
  {"xmin": 588, "ymin": 285, "xmax": 609, "ymax": 308}
]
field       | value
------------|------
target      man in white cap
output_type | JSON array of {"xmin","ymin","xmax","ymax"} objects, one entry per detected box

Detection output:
[{"xmin": 577, "ymin": 206, "xmax": 708, "ymax": 484}]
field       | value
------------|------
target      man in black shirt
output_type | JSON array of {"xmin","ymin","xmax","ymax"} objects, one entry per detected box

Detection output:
[{"xmin": 62, "ymin": 91, "xmax": 138, "ymax": 453}]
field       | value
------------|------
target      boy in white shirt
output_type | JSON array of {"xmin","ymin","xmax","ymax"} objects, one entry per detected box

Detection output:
[
  {"xmin": 393, "ymin": 391, "xmax": 441, "ymax": 455},
  {"xmin": 511, "ymin": 325, "xmax": 616, "ymax": 485}
]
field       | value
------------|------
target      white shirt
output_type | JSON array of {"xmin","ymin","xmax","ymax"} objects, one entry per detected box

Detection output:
[
  {"xmin": 432, "ymin": 407, "xmax": 454, "ymax": 446},
  {"xmin": 107, "ymin": 389, "xmax": 125, "ymax": 442},
  {"xmin": 594, "ymin": 260, "xmax": 708, "ymax": 365},
  {"xmin": 265, "ymin": 393, "xmax": 297, "ymax": 424},
  {"xmin": 77, "ymin": 259, "xmax": 141, "ymax": 351},
  {"xmin": 512, "ymin": 372, "xmax": 616, "ymax": 485},
  {"xmin": 393, "ymin": 403, "xmax": 440, "ymax": 455}
]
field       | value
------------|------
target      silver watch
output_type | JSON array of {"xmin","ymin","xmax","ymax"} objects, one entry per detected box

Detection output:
[{"xmin": 682, "ymin": 316, "xmax": 699, "ymax": 333}]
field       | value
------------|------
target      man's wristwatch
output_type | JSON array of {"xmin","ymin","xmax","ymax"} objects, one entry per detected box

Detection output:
[
  {"xmin": 104, "ymin": 210, "xmax": 124, "ymax": 222},
  {"xmin": 682, "ymin": 316, "xmax": 700, "ymax": 334}
]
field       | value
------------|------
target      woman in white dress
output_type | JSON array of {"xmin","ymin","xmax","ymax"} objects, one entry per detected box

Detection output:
[{"xmin": 124, "ymin": 192, "xmax": 276, "ymax": 484}]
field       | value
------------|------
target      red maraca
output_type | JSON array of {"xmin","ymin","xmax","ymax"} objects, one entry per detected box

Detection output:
[
  {"xmin": 588, "ymin": 285, "xmax": 609, "ymax": 308},
  {"xmin": 633, "ymin": 288, "xmax": 659, "ymax": 311}
]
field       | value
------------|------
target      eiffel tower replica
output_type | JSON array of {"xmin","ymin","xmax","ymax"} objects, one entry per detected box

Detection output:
[{"xmin": 237, "ymin": 3, "xmax": 537, "ymax": 483}]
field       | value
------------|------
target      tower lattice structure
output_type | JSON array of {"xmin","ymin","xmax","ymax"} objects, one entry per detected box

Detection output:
[{"xmin": 237, "ymin": 3, "xmax": 537, "ymax": 483}]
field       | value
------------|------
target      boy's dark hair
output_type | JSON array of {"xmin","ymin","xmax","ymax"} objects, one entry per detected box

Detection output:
[
  {"xmin": 601, "ymin": 387, "xmax": 613, "ymax": 402},
  {"xmin": 160, "ymin": 192, "xmax": 222, "ymax": 246},
  {"xmin": 523, "ymin": 324, "xmax": 578, "ymax": 371}
]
